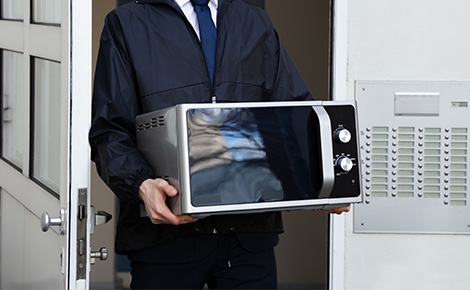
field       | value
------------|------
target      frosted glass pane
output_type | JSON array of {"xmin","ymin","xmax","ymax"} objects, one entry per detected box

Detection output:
[
  {"xmin": 32, "ymin": 0, "xmax": 61, "ymax": 24},
  {"xmin": 33, "ymin": 58, "xmax": 61, "ymax": 194},
  {"xmin": 1, "ymin": 50, "xmax": 24, "ymax": 169},
  {"xmin": 1, "ymin": 0, "xmax": 23, "ymax": 19}
]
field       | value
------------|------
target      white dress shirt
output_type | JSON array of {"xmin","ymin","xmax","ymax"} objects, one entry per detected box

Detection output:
[{"xmin": 174, "ymin": 0, "xmax": 218, "ymax": 40}]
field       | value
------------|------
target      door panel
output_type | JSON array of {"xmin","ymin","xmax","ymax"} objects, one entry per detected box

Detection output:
[
  {"xmin": 0, "ymin": 0, "xmax": 92, "ymax": 289},
  {"xmin": 0, "ymin": 190, "xmax": 26, "ymax": 288},
  {"xmin": 1, "ymin": 189, "xmax": 62, "ymax": 289}
]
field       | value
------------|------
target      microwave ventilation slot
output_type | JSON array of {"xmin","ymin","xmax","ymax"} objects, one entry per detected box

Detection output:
[{"xmin": 137, "ymin": 116, "xmax": 165, "ymax": 131}]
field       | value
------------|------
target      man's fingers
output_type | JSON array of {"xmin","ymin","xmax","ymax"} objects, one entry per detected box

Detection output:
[
  {"xmin": 312, "ymin": 204, "xmax": 352, "ymax": 215},
  {"xmin": 149, "ymin": 211, "xmax": 198, "ymax": 225},
  {"xmin": 331, "ymin": 205, "xmax": 351, "ymax": 214},
  {"xmin": 147, "ymin": 200, "xmax": 198, "ymax": 225},
  {"xmin": 155, "ymin": 179, "xmax": 178, "ymax": 197},
  {"xmin": 140, "ymin": 178, "xmax": 198, "ymax": 225}
]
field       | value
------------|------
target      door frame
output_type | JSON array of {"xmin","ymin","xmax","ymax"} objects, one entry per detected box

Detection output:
[
  {"xmin": 69, "ymin": 0, "xmax": 92, "ymax": 288},
  {"xmin": 329, "ymin": 0, "xmax": 349, "ymax": 289}
]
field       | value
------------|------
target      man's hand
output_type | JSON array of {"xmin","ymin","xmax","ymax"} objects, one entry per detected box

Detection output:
[
  {"xmin": 138, "ymin": 178, "xmax": 198, "ymax": 225},
  {"xmin": 313, "ymin": 204, "xmax": 351, "ymax": 215}
]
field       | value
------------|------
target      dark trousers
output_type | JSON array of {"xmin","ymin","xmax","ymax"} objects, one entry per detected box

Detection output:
[{"xmin": 128, "ymin": 232, "xmax": 279, "ymax": 289}]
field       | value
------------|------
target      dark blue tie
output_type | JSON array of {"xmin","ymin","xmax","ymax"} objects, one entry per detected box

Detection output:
[{"xmin": 191, "ymin": 0, "xmax": 217, "ymax": 86}]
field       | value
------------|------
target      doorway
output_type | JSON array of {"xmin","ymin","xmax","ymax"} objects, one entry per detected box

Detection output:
[{"xmin": 90, "ymin": 1, "xmax": 332, "ymax": 289}]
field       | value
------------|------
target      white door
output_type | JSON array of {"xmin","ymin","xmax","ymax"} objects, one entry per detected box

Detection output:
[{"xmin": 0, "ymin": 0, "xmax": 92, "ymax": 289}]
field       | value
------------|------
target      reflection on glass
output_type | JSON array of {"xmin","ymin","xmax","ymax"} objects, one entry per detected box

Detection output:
[
  {"xmin": 32, "ymin": 0, "xmax": 61, "ymax": 24},
  {"xmin": 397, "ymin": 192, "xmax": 413, "ymax": 198},
  {"xmin": 423, "ymin": 193, "xmax": 440, "ymax": 198},
  {"xmin": 33, "ymin": 58, "xmax": 61, "ymax": 194},
  {"xmin": 1, "ymin": 0, "xmax": 23, "ymax": 20},
  {"xmin": 424, "ymin": 135, "xmax": 440, "ymax": 141},
  {"xmin": 372, "ymin": 148, "xmax": 388, "ymax": 154},
  {"xmin": 371, "ymin": 192, "xmax": 387, "ymax": 197},
  {"xmin": 424, "ymin": 142, "xmax": 440, "ymax": 148},
  {"xmin": 425, "ymin": 128, "xmax": 441, "ymax": 133},
  {"xmin": 398, "ymin": 163, "xmax": 413, "ymax": 169},
  {"xmin": 372, "ymin": 134, "xmax": 388, "ymax": 139},
  {"xmin": 451, "ymin": 149, "xmax": 467, "ymax": 155},
  {"xmin": 450, "ymin": 171, "xmax": 466, "ymax": 177},
  {"xmin": 424, "ymin": 163, "xmax": 440, "ymax": 170},
  {"xmin": 187, "ymin": 107, "xmax": 325, "ymax": 206},
  {"xmin": 372, "ymin": 127, "xmax": 388, "ymax": 133},
  {"xmin": 397, "ymin": 184, "xmax": 413, "ymax": 190},
  {"xmin": 397, "ymin": 170, "xmax": 413, "ymax": 176},
  {"xmin": 1, "ymin": 50, "xmax": 24, "ymax": 169},
  {"xmin": 450, "ymin": 178, "xmax": 466, "ymax": 184},
  {"xmin": 450, "ymin": 200, "xmax": 466, "ymax": 206},
  {"xmin": 371, "ymin": 177, "xmax": 387, "ymax": 183},
  {"xmin": 371, "ymin": 162, "xmax": 387, "ymax": 168},
  {"xmin": 423, "ymin": 178, "xmax": 439, "ymax": 184},
  {"xmin": 423, "ymin": 185, "xmax": 440, "ymax": 191},
  {"xmin": 398, "ymin": 155, "xmax": 414, "ymax": 161},
  {"xmin": 424, "ymin": 156, "xmax": 439, "ymax": 162},
  {"xmin": 452, "ymin": 135, "xmax": 468, "ymax": 141},
  {"xmin": 398, "ymin": 141, "xmax": 414, "ymax": 147},
  {"xmin": 371, "ymin": 170, "xmax": 387, "ymax": 175},
  {"xmin": 451, "ymin": 142, "xmax": 467, "ymax": 148},
  {"xmin": 398, "ymin": 134, "xmax": 414, "ymax": 140},
  {"xmin": 371, "ymin": 184, "xmax": 387, "ymax": 190},
  {"xmin": 372, "ymin": 141, "xmax": 388, "ymax": 147},
  {"xmin": 372, "ymin": 155, "xmax": 387, "ymax": 161},
  {"xmin": 398, "ymin": 148, "xmax": 414, "ymax": 154},
  {"xmin": 423, "ymin": 171, "xmax": 439, "ymax": 177},
  {"xmin": 451, "ymin": 128, "xmax": 467, "ymax": 134},
  {"xmin": 398, "ymin": 127, "xmax": 414, "ymax": 133},
  {"xmin": 450, "ymin": 192, "xmax": 466, "ymax": 199}
]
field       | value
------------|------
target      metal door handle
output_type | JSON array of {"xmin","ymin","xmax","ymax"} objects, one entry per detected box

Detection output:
[
  {"xmin": 40, "ymin": 208, "xmax": 66, "ymax": 235},
  {"xmin": 95, "ymin": 210, "xmax": 112, "ymax": 227},
  {"xmin": 90, "ymin": 206, "xmax": 112, "ymax": 235},
  {"xmin": 91, "ymin": 247, "xmax": 108, "ymax": 265}
]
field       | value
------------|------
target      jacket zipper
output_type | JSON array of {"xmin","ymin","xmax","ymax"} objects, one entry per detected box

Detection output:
[
  {"xmin": 211, "ymin": 0, "xmax": 232, "ymax": 103},
  {"xmin": 143, "ymin": 0, "xmax": 233, "ymax": 103}
]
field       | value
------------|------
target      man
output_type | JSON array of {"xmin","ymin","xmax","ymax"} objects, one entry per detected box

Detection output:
[{"xmin": 89, "ymin": 0, "xmax": 349, "ymax": 289}]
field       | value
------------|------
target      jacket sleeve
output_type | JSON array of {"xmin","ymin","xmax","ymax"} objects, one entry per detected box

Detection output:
[
  {"xmin": 89, "ymin": 12, "xmax": 155, "ymax": 203},
  {"xmin": 270, "ymin": 30, "xmax": 314, "ymax": 102}
]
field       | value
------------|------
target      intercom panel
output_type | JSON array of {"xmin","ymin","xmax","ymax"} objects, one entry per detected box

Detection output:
[{"xmin": 355, "ymin": 81, "xmax": 470, "ymax": 234}]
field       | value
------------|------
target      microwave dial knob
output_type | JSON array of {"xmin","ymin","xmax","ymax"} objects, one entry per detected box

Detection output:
[
  {"xmin": 334, "ymin": 128, "xmax": 352, "ymax": 144},
  {"xmin": 335, "ymin": 156, "xmax": 353, "ymax": 173}
]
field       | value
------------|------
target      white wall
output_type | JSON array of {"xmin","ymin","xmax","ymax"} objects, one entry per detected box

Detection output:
[{"xmin": 344, "ymin": 0, "xmax": 470, "ymax": 289}]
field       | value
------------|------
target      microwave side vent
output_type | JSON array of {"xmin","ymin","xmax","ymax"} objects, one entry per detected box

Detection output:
[{"xmin": 137, "ymin": 115, "xmax": 165, "ymax": 131}]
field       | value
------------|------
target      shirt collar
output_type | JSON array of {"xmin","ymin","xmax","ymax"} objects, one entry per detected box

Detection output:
[{"xmin": 174, "ymin": 0, "xmax": 218, "ymax": 9}]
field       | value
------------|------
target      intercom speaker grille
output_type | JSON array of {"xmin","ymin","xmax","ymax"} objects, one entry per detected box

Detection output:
[{"xmin": 137, "ymin": 116, "xmax": 165, "ymax": 131}]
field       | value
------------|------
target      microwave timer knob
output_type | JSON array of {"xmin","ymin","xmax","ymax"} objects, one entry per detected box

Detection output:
[
  {"xmin": 333, "ymin": 128, "xmax": 352, "ymax": 144},
  {"xmin": 335, "ymin": 156, "xmax": 354, "ymax": 173}
]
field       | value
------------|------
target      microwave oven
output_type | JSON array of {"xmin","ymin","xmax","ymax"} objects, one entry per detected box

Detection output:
[{"xmin": 136, "ymin": 101, "xmax": 362, "ymax": 218}]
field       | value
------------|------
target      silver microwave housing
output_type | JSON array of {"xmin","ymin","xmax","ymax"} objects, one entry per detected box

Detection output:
[{"xmin": 136, "ymin": 101, "xmax": 362, "ymax": 218}]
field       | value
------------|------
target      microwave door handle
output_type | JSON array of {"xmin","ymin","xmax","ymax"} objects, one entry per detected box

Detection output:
[{"xmin": 312, "ymin": 106, "xmax": 335, "ymax": 198}]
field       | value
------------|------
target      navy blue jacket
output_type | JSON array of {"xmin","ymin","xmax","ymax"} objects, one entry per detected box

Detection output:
[{"xmin": 89, "ymin": 0, "xmax": 313, "ymax": 254}]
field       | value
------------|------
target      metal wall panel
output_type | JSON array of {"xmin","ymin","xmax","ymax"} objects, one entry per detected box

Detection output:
[{"xmin": 355, "ymin": 81, "xmax": 470, "ymax": 234}]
